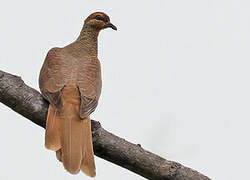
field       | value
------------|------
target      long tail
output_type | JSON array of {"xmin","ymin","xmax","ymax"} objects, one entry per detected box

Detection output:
[
  {"xmin": 46, "ymin": 101, "xmax": 95, "ymax": 176},
  {"xmin": 45, "ymin": 105, "xmax": 61, "ymax": 151}
]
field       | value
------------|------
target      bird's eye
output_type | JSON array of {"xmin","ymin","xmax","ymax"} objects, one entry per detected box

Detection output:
[{"xmin": 95, "ymin": 15, "xmax": 104, "ymax": 21}]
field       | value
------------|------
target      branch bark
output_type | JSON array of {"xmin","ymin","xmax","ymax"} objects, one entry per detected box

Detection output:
[{"xmin": 0, "ymin": 70, "xmax": 211, "ymax": 180}]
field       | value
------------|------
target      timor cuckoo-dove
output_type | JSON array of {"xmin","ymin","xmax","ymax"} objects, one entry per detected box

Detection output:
[{"xmin": 39, "ymin": 12, "xmax": 117, "ymax": 176}]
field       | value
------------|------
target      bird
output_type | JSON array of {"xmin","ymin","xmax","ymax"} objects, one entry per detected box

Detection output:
[{"xmin": 39, "ymin": 12, "xmax": 117, "ymax": 176}]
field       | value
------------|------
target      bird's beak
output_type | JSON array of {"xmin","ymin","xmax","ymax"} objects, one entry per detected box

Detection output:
[{"xmin": 105, "ymin": 22, "xmax": 117, "ymax": 31}]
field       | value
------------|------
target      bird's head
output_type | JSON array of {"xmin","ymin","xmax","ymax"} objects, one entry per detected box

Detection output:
[{"xmin": 84, "ymin": 12, "xmax": 117, "ymax": 31}]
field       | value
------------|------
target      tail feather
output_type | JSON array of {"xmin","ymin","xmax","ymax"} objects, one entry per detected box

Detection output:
[
  {"xmin": 56, "ymin": 149, "xmax": 62, "ymax": 162},
  {"xmin": 60, "ymin": 103, "xmax": 83, "ymax": 174},
  {"xmin": 45, "ymin": 105, "xmax": 61, "ymax": 151},
  {"xmin": 81, "ymin": 117, "xmax": 96, "ymax": 177}
]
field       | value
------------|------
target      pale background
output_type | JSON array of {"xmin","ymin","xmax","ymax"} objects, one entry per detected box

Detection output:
[{"xmin": 0, "ymin": 0, "xmax": 249, "ymax": 179}]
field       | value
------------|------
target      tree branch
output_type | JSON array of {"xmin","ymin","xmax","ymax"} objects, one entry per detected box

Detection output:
[{"xmin": 0, "ymin": 70, "xmax": 211, "ymax": 180}]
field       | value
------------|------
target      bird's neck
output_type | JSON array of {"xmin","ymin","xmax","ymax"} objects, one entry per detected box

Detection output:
[{"xmin": 75, "ymin": 25, "xmax": 100, "ymax": 57}]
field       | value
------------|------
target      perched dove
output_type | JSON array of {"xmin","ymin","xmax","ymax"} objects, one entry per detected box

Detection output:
[{"xmin": 39, "ymin": 12, "xmax": 117, "ymax": 176}]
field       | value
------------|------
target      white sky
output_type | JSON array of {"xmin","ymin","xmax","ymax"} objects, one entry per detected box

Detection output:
[{"xmin": 0, "ymin": 0, "xmax": 250, "ymax": 179}]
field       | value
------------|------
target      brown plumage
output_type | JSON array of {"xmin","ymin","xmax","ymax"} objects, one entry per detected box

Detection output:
[{"xmin": 39, "ymin": 12, "xmax": 117, "ymax": 176}]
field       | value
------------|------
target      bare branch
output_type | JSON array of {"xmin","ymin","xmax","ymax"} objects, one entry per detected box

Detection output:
[{"xmin": 0, "ymin": 70, "xmax": 211, "ymax": 180}]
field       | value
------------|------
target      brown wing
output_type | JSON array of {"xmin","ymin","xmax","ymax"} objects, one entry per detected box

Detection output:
[
  {"xmin": 77, "ymin": 59, "xmax": 102, "ymax": 118},
  {"xmin": 39, "ymin": 48, "xmax": 66, "ymax": 108}
]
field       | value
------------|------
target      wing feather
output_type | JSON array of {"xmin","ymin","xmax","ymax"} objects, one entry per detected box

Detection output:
[
  {"xmin": 77, "ymin": 59, "xmax": 102, "ymax": 118},
  {"xmin": 39, "ymin": 48, "xmax": 66, "ymax": 108}
]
